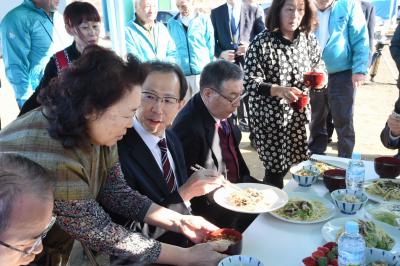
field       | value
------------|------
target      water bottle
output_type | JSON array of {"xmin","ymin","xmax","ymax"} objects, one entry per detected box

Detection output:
[
  {"xmin": 346, "ymin": 152, "xmax": 365, "ymax": 191},
  {"xmin": 338, "ymin": 221, "xmax": 366, "ymax": 266}
]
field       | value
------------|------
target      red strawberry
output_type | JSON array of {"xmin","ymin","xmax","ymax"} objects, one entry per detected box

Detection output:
[
  {"xmin": 302, "ymin": 256, "xmax": 317, "ymax": 266},
  {"xmin": 318, "ymin": 246, "xmax": 330, "ymax": 254},
  {"xmin": 311, "ymin": 250, "xmax": 325, "ymax": 260}
]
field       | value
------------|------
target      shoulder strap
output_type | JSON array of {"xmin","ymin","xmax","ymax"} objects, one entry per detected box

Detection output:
[{"xmin": 54, "ymin": 49, "xmax": 71, "ymax": 75}]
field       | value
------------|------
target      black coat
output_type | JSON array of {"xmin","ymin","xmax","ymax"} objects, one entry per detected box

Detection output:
[
  {"xmin": 172, "ymin": 93, "xmax": 257, "ymax": 232},
  {"xmin": 210, "ymin": 2, "xmax": 265, "ymax": 64}
]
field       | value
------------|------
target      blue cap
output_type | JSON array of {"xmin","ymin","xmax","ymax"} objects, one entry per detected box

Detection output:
[
  {"xmin": 351, "ymin": 152, "xmax": 361, "ymax": 160},
  {"xmin": 345, "ymin": 221, "xmax": 359, "ymax": 234}
]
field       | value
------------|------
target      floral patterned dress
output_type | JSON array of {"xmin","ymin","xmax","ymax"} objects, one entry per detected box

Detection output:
[{"xmin": 244, "ymin": 30, "xmax": 325, "ymax": 175}]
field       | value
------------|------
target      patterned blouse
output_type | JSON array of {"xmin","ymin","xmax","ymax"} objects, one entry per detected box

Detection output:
[
  {"xmin": 244, "ymin": 30, "xmax": 325, "ymax": 174},
  {"xmin": 0, "ymin": 109, "xmax": 161, "ymax": 264}
]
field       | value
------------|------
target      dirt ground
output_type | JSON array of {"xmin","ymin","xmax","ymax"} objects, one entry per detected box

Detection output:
[{"xmin": 0, "ymin": 45, "xmax": 399, "ymax": 265}]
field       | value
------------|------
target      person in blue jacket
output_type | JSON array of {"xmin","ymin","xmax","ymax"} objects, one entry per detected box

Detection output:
[
  {"xmin": 309, "ymin": 0, "xmax": 369, "ymax": 158},
  {"xmin": 167, "ymin": 0, "xmax": 214, "ymax": 100},
  {"xmin": 1, "ymin": 0, "xmax": 71, "ymax": 108},
  {"xmin": 125, "ymin": 0, "xmax": 176, "ymax": 63}
]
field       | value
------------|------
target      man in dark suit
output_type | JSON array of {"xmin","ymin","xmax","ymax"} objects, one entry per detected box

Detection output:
[
  {"xmin": 114, "ymin": 62, "xmax": 224, "ymax": 251},
  {"xmin": 172, "ymin": 60, "xmax": 258, "ymax": 232},
  {"xmin": 211, "ymin": 0, "xmax": 265, "ymax": 135}
]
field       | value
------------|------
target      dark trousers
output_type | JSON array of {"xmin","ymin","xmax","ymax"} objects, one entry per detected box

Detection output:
[
  {"xmin": 309, "ymin": 70, "xmax": 355, "ymax": 158},
  {"xmin": 263, "ymin": 169, "xmax": 289, "ymax": 189}
]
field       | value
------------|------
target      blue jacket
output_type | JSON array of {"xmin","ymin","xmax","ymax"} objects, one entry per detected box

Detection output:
[
  {"xmin": 125, "ymin": 19, "xmax": 176, "ymax": 62},
  {"xmin": 167, "ymin": 14, "xmax": 214, "ymax": 76},
  {"xmin": 317, "ymin": 0, "xmax": 369, "ymax": 74},
  {"xmin": 1, "ymin": 0, "xmax": 70, "ymax": 107}
]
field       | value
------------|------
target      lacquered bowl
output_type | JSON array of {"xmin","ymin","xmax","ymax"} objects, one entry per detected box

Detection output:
[
  {"xmin": 374, "ymin": 156, "xmax": 400, "ymax": 179},
  {"xmin": 205, "ymin": 228, "xmax": 242, "ymax": 255},
  {"xmin": 323, "ymin": 169, "xmax": 346, "ymax": 192}
]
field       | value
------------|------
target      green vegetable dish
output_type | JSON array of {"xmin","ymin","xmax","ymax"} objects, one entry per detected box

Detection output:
[
  {"xmin": 336, "ymin": 220, "xmax": 395, "ymax": 251},
  {"xmin": 273, "ymin": 198, "xmax": 328, "ymax": 221}
]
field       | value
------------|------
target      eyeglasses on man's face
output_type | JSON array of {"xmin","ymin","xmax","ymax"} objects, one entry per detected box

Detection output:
[
  {"xmin": 209, "ymin": 87, "xmax": 248, "ymax": 105},
  {"xmin": 141, "ymin": 91, "xmax": 180, "ymax": 106},
  {"xmin": 0, "ymin": 216, "xmax": 56, "ymax": 256}
]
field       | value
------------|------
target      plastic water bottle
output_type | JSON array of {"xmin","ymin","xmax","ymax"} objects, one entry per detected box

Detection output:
[
  {"xmin": 338, "ymin": 221, "xmax": 366, "ymax": 266},
  {"xmin": 346, "ymin": 152, "xmax": 365, "ymax": 191}
]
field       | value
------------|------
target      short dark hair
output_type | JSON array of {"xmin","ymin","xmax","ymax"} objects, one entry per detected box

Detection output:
[
  {"xmin": 200, "ymin": 60, "xmax": 243, "ymax": 93},
  {"xmin": 39, "ymin": 46, "xmax": 147, "ymax": 149},
  {"xmin": 266, "ymin": 0, "xmax": 317, "ymax": 35},
  {"xmin": 0, "ymin": 154, "xmax": 54, "ymax": 236},
  {"xmin": 144, "ymin": 61, "xmax": 188, "ymax": 101},
  {"xmin": 64, "ymin": 1, "xmax": 101, "ymax": 28}
]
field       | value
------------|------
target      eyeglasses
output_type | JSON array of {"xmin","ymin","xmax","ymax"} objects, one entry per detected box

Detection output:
[
  {"xmin": 141, "ymin": 91, "xmax": 180, "ymax": 106},
  {"xmin": 209, "ymin": 87, "xmax": 248, "ymax": 105},
  {"xmin": 0, "ymin": 216, "xmax": 56, "ymax": 256}
]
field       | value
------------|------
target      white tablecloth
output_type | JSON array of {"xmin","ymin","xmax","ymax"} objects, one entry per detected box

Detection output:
[{"xmin": 241, "ymin": 155, "xmax": 379, "ymax": 266}]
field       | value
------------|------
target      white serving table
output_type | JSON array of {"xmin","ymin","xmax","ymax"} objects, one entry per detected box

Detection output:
[{"xmin": 241, "ymin": 155, "xmax": 379, "ymax": 266}]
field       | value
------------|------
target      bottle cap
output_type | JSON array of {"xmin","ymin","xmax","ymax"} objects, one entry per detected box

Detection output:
[
  {"xmin": 351, "ymin": 152, "xmax": 361, "ymax": 160},
  {"xmin": 345, "ymin": 221, "xmax": 359, "ymax": 234}
]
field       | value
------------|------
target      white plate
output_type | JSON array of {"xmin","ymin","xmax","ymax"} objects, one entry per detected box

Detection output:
[
  {"xmin": 321, "ymin": 217, "xmax": 400, "ymax": 254},
  {"xmin": 269, "ymin": 192, "xmax": 336, "ymax": 224},
  {"xmin": 213, "ymin": 183, "xmax": 288, "ymax": 214},
  {"xmin": 364, "ymin": 179, "xmax": 400, "ymax": 204}
]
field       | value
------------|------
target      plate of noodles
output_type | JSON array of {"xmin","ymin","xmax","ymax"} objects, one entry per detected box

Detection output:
[
  {"xmin": 364, "ymin": 179, "xmax": 400, "ymax": 204},
  {"xmin": 213, "ymin": 183, "xmax": 288, "ymax": 214},
  {"xmin": 270, "ymin": 192, "xmax": 336, "ymax": 224}
]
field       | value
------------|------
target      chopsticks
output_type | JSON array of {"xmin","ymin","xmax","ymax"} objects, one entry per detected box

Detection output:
[{"xmin": 190, "ymin": 164, "xmax": 242, "ymax": 191}]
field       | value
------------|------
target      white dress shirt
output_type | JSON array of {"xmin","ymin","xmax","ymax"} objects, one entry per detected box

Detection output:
[
  {"xmin": 227, "ymin": 1, "xmax": 242, "ymax": 34},
  {"xmin": 133, "ymin": 118, "xmax": 176, "ymax": 175}
]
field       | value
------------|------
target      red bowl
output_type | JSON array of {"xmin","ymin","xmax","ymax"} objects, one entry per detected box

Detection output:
[
  {"xmin": 323, "ymin": 169, "xmax": 346, "ymax": 192},
  {"xmin": 303, "ymin": 71, "xmax": 325, "ymax": 89},
  {"xmin": 204, "ymin": 228, "xmax": 242, "ymax": 255},
  {"xmin": 290, "ymin": 93, "xmax": 309, "ymax": 111},
  {"xmin": 374, "ymin": 156, "xmax": 400, "ymax": 179}
]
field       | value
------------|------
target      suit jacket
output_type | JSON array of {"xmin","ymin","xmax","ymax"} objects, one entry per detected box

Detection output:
[
  {"xmin": 210, "ymin": 2, "xmax": 265, "ymax": 60},
  {"xmin": 114, "ymin": 127, "xmax": 190, "ymax": 246},
  {"xmin": 361, "ymin": 1, "xmax": 375, "ymax": 65},
  {"xmin": 171, "ymin": 93, "xmax": 257, "ymax": 232},
  {"xmin": 381, "ymin": 93, "xmax": 400, "ymax": 158}
]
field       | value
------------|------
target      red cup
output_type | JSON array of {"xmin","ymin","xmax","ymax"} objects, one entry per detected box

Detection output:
[
  {"xmin": 303, "ymin": 72, "xmax": 325, "ymax": 89},
  {"xmin": 290, "ymin": 93, "xmax": 309, "ymax": 111}
]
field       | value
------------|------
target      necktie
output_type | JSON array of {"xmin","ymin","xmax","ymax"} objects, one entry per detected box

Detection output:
[
  {"xmin": 230, "ymin": 8, "xmax": 238, "ymax": 45},
  {"xmin": 158, "ymin": 138, "xmax": 176, "ymax": 192},
  {"xmin": 220, "ymin": 119, "xmax": 231, "ymax": 135}
]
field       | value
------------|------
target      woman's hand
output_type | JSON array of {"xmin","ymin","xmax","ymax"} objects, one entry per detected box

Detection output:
[
  {"xmin": 178, "ymin": 169, "xmax": 224, "ymax": 201},
  {"xmin": 178, "ymin": 215, "xmax": 219, "ymax": 243},
  {"xmin": 182, "ymin": 242, "xmax": 229, "ymax": 266},
  {"xmin": 270, "ymin": 85, "xmax": 302, "ymax": 103}
]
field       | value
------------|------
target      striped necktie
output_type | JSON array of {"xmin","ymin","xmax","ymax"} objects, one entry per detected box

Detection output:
[{"xmin": 158, "ymin": 138, "xmax": 177, "ymax": 192}]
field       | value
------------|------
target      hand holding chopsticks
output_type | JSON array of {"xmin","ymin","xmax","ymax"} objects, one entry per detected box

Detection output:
[{"xmin": 191, "ymin": 164, "xmax": 241, "ymax": 192}]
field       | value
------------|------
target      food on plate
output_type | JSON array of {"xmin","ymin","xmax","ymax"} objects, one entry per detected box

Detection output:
[
  {"xmin": 336, "ymin": 220, "xmax": 395, "ymax": 251},
  {"xmin": 368, "ymin": 204, "xmax": 400, "ymax": 227},
  {"xmin": 295, "ymin": 168, "xmax": 318, "ymax": 176},
  {"xmin": 302, "ymin": 242, "xmax": 338, "ymax": 266},
  {"xmin": 273, "ymin": 198, "xmax": 328, "ymax": 221},
  {"xmin": 312, "ymin": 162, "xmax": 335, "ymax": 174},
  {"xmin": 228, "ymin": 188, "xmax": 266, "ymax": 211},
  {"xmin": 365, "ymin": 180, "xmax": 400, "ymax": 201},
  {"xmin": 339, "ymin": 194, "xmax": 361, "ymax": 203},
  {"xmin": 368, "ymin": 262, "xmax": 388, "ymax": 266}
]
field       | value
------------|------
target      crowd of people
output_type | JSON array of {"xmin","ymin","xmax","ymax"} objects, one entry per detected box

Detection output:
[{"xmin": 1, "ymin": 0, "xmax": 399, "ymax": 265}]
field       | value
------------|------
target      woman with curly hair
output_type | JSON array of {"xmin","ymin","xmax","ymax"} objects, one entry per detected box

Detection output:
[
  {"xmin": 0, "ymin": 46, "xmax": 226, "ymax": 265},
  {"xmin": 243, "ymin": 0, "xmax": 326, "ymax": 188}
]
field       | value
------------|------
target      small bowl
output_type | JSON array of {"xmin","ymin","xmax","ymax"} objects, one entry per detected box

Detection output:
[
  {"xmin": 323, "ymin": 169, "xmax": 346, "ymax": 192},
  {"xmin": 331, "ymin": 189, "xmax": 368, "ymax": 215},
  {"xmin": 366, "ymin": 247, "xmax": 400, "ymax": 265},
  {"xmin": 290, "ymin": 162, "xmax": 320, "ymax": 187},
  {"xmin": 204, "ymin": 228, "xmax": 242, "ymax": 255},
  {"xmin": 218, "ymin": 255, "xmax": 264, "ymax": 266},
  {"xmin": 374, "ymin": 156, "xmax": 400, "ymax": 179}
]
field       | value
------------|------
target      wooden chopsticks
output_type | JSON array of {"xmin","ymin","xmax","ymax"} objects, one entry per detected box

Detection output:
[{"xmin": 190, "ymin": 164, "xmax": 241, "ymax": 191}]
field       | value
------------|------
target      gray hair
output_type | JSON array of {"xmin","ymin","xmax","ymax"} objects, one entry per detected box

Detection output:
[
  {"xmin": 0, "ymin": 154, "xmax": 54, "ymax": 235},
  {"xmin": 200, "ymin": 60, "xmax": 243, "ymax": 93}
]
